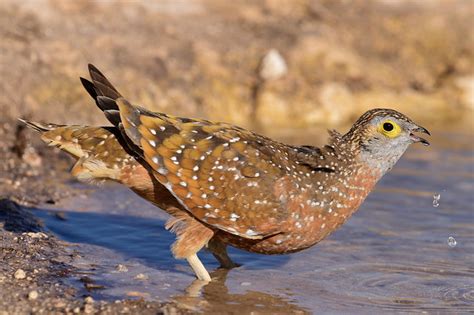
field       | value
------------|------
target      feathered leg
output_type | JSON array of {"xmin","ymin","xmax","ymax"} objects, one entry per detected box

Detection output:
[
  {"xmin": 207, "ymin": 237, "xmax": 240, "ymax": 269},
  {"xmin": 166, "ymin": 207, "xmax": 214, "ymax": 281}
]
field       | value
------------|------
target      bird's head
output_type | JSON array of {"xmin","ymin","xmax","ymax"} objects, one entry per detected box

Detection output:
[{"xmin": 343, "ymin": 108, "xmax": 430, "ymax": 174}]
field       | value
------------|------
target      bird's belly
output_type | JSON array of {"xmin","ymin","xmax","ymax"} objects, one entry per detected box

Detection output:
[{"xmin": 217, "ymin": 215, "xmax": 348, "ymax": 254}]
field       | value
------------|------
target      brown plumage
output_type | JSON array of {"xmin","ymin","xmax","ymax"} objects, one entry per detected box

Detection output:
[{"xmin": 22, "ymin": 64, "xmax": 430, "ymax": 281}]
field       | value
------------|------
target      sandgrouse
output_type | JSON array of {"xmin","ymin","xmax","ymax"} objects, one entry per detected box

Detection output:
[{"xmin": 22, "ymin": 64, "xmax": 430, "ymax": 282}]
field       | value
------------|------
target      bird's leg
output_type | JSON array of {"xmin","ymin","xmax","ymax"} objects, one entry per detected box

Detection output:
[
  {"xmin": 207, "ymin": 237, "xmax": 240, "ymax": 269},
  {"xmin": 186, "ymin": 254, "xmax": 211, "ymax": 282}
]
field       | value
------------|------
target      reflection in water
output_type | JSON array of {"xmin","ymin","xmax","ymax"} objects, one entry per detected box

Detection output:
[
  {"xmin": 172, "ymin": 269, "xmax": 309, "ymax": 314},
  {"xmin": 34, "ymin": 130, "xmax": 474, "ymax": 313}
]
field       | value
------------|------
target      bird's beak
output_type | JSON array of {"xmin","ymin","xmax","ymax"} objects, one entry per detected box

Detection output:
[{"xmin": 410, "ymin": 125, "xmax": 431, "ymax": 146}]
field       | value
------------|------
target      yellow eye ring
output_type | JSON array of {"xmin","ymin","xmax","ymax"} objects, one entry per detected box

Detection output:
[{"xmin": 378, "ymin": 120, "xmax": 401, "ymax": 138}]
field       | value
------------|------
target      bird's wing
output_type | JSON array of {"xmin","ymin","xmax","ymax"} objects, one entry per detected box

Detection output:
[{"xmin": 115, "ymin": 97, "xmax": 290, "ymax": 239}]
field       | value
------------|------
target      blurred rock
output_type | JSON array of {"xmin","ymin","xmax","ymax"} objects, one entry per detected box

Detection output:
[
  {"xmin": 134, "ymin": 273, "xmax": 148, "ymax": 281},
  {"xmin": 455, "ymin": 76, "xmax": 474, "ymax": 110},
  {"xmin": 115, "ymin": 264, "xmax": 128, "ymax": 272},
  {"xmin": 22, "ymin": 147, "xmax": 42, "ymax": 168},
  {"xmin": 318, "ymin": 82, "xmax": 354, "ymax": 125},
  {"xmin": 259, "ymin": 49, "xmax": 288, "ymax": 81},
  {"xmin": 28, "ymin": 290, "xmax": 38, "ymax": 300},
  {"xmin": 0, "ymin": 0, "xmax": 472, "ymax": 133},
  {"xmin": 14, "ymin": 269, "xmax": 26, "ymax": 280}
]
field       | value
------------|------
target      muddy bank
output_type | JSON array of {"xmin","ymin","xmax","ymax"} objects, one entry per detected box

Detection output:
[
  {"xmin": 0, "ymin": 199, "xmax": 184, "ymax": 315},
  {"xmin": 0, "ymin": 116, "xmax": 180, "ymax": 314}
]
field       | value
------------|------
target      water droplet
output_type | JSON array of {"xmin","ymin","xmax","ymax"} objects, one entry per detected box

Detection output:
[
  {"xmin": 447, "ymin": 236, "xmax": 457, "ymax": 248},
  {"xmin": 433, "ymin": 193, "xmax": 440, "ymax": 207}
]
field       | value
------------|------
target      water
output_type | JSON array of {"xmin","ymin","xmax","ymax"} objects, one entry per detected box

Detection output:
[
  {"xmin": 433, "ymin": 193, "xmax": 441, "ymax": 208},
  {"xmin": 34, "ymin": 129, "xmax": 474, "ymax": 313}
]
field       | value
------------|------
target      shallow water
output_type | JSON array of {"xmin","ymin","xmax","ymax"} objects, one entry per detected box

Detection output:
[{"xmin": 34, "ymin": 129, "xmax": 474, "ymax": 314}]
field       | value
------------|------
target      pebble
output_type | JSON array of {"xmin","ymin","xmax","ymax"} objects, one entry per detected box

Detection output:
[
  {"xmin": 240, "ymin": 282, "xmax": 252, "ymax": 286},
  {"xmin": 84, "ymin": 304, "xmax": 94, "ymax": 314},
  {"xmin": 126, "ymin": 291, "xmax": 150, "ymax": 298},
  {"xmin": 14, "ymin": 269, "xmax": 26, "ymax": 280},
  {"xmin": 84, "ymin": 296, "xmax": 94, "ymax": 304},
  {"xmin": 28, "ymin": 290, "xmax": 39, "ymax": 300},
  {"xmin": 135, "ymin": 273, "xmax": 149, "ymax": 280},
  {"xmin": 115, "ymin": 264, "xmax": 128, "ymax": 272},
  {"xmin": 26, "ymin": 232, "xmax": 48, "ymax": 239}
]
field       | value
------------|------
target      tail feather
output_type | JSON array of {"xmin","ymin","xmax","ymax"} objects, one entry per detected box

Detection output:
[
  {"xmin": 18, "ymin": 119, "xmax": 63, "ymax": 133},
  {"xmin": 80, "ymin": 64, "xmax": 123, "ymax": 126},
  {"xmin": 87, "ymin": 64, "xmax": 122, "ymax": 100}
]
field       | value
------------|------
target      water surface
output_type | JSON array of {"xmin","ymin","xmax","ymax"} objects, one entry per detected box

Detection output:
[{"xmin": 35, "ymin": 129, "xmax": 474, "ymax": 313}]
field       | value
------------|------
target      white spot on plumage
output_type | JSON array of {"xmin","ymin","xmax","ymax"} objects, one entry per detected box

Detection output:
[{"xmin": 246, "ymin": 229, "xmax": 258, "ymax": 236}]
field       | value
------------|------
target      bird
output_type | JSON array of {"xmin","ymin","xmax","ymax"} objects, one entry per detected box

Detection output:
[{"xmin": 21, "ymin": 64, "xmax": 430, "ymax": 282}]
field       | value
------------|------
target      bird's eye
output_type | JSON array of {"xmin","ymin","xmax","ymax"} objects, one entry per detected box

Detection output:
[
  {"xmin": 383, "ymin": 122, "xmax": 393, "ymax": 131},
  {"xmin": 378, "ymin": 120, "xmax": 401, "ymax": 138}
]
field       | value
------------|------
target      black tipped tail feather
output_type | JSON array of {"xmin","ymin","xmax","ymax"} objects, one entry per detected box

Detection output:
[{"xmin": 80, "ymin": 64, "xmax": 123, "ymax": 126}]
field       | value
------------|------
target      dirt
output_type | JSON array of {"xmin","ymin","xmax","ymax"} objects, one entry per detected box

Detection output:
[
  {"xmin": 0, "ymin": 118, "xmax": 186, "ymax": 314},
  {"xmin": 0, "ymin": 198, "xmax": 175, "ymax": 314}
]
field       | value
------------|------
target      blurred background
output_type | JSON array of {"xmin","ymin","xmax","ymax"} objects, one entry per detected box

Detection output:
[
  {"xmin": 1, "ymin": 1, "xmax": 473, "ymax": 313},
  {"xmin": 1, "ymin": 0, "xmax": 473, "ymax": 131}
]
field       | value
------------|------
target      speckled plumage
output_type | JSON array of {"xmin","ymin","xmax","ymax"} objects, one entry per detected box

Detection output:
[{"xmin": 22, "ymin": 64, "xmax": 430, "ymax": 281}]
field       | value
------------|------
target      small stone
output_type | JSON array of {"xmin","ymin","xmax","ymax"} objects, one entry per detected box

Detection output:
[
  {"xmin": 84, "ymin": 296, "xmax": 94, "ymax": 304},
  {"xmin": 84, "ymin": 304, "xmax": 94, "ymax": 314},
  {"xmin": 73, "ymin": 307, "xmax": 81, "ymax": 313},
  {"xmin": 54, "ymin": 301, "xmax": 66, "ymax": 308},
  {"xmin": 115, "ymin": 264, "xmax": 128, "ymax": 272},
  {"xmin": 126, "ymin": 291, "xmax": 150, "ymax": 298},
  {"xmin": 23, "ymin": 147, "xmax": 42, "ymax": 168},
  {"xmin": 259, "ymin": 49, "xmax": 287, "ymax": 81},
  {"xmin": 240, "ymin": 281, "xmax": 251, "ymax": 286},
  {"xmin": 134, "ymin": 273, "xmax": 149, "ymax": 280},
  {"xmin": 14, "ymin": 269, "xmax": 26, "ymax": 279},
  {"xmin": 26, "ymin": 232, "xmax": 48, "ymax": 239},
  {"xmin": 28, "ymin": 290, "xmax": 38, "ymax": 300}
]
